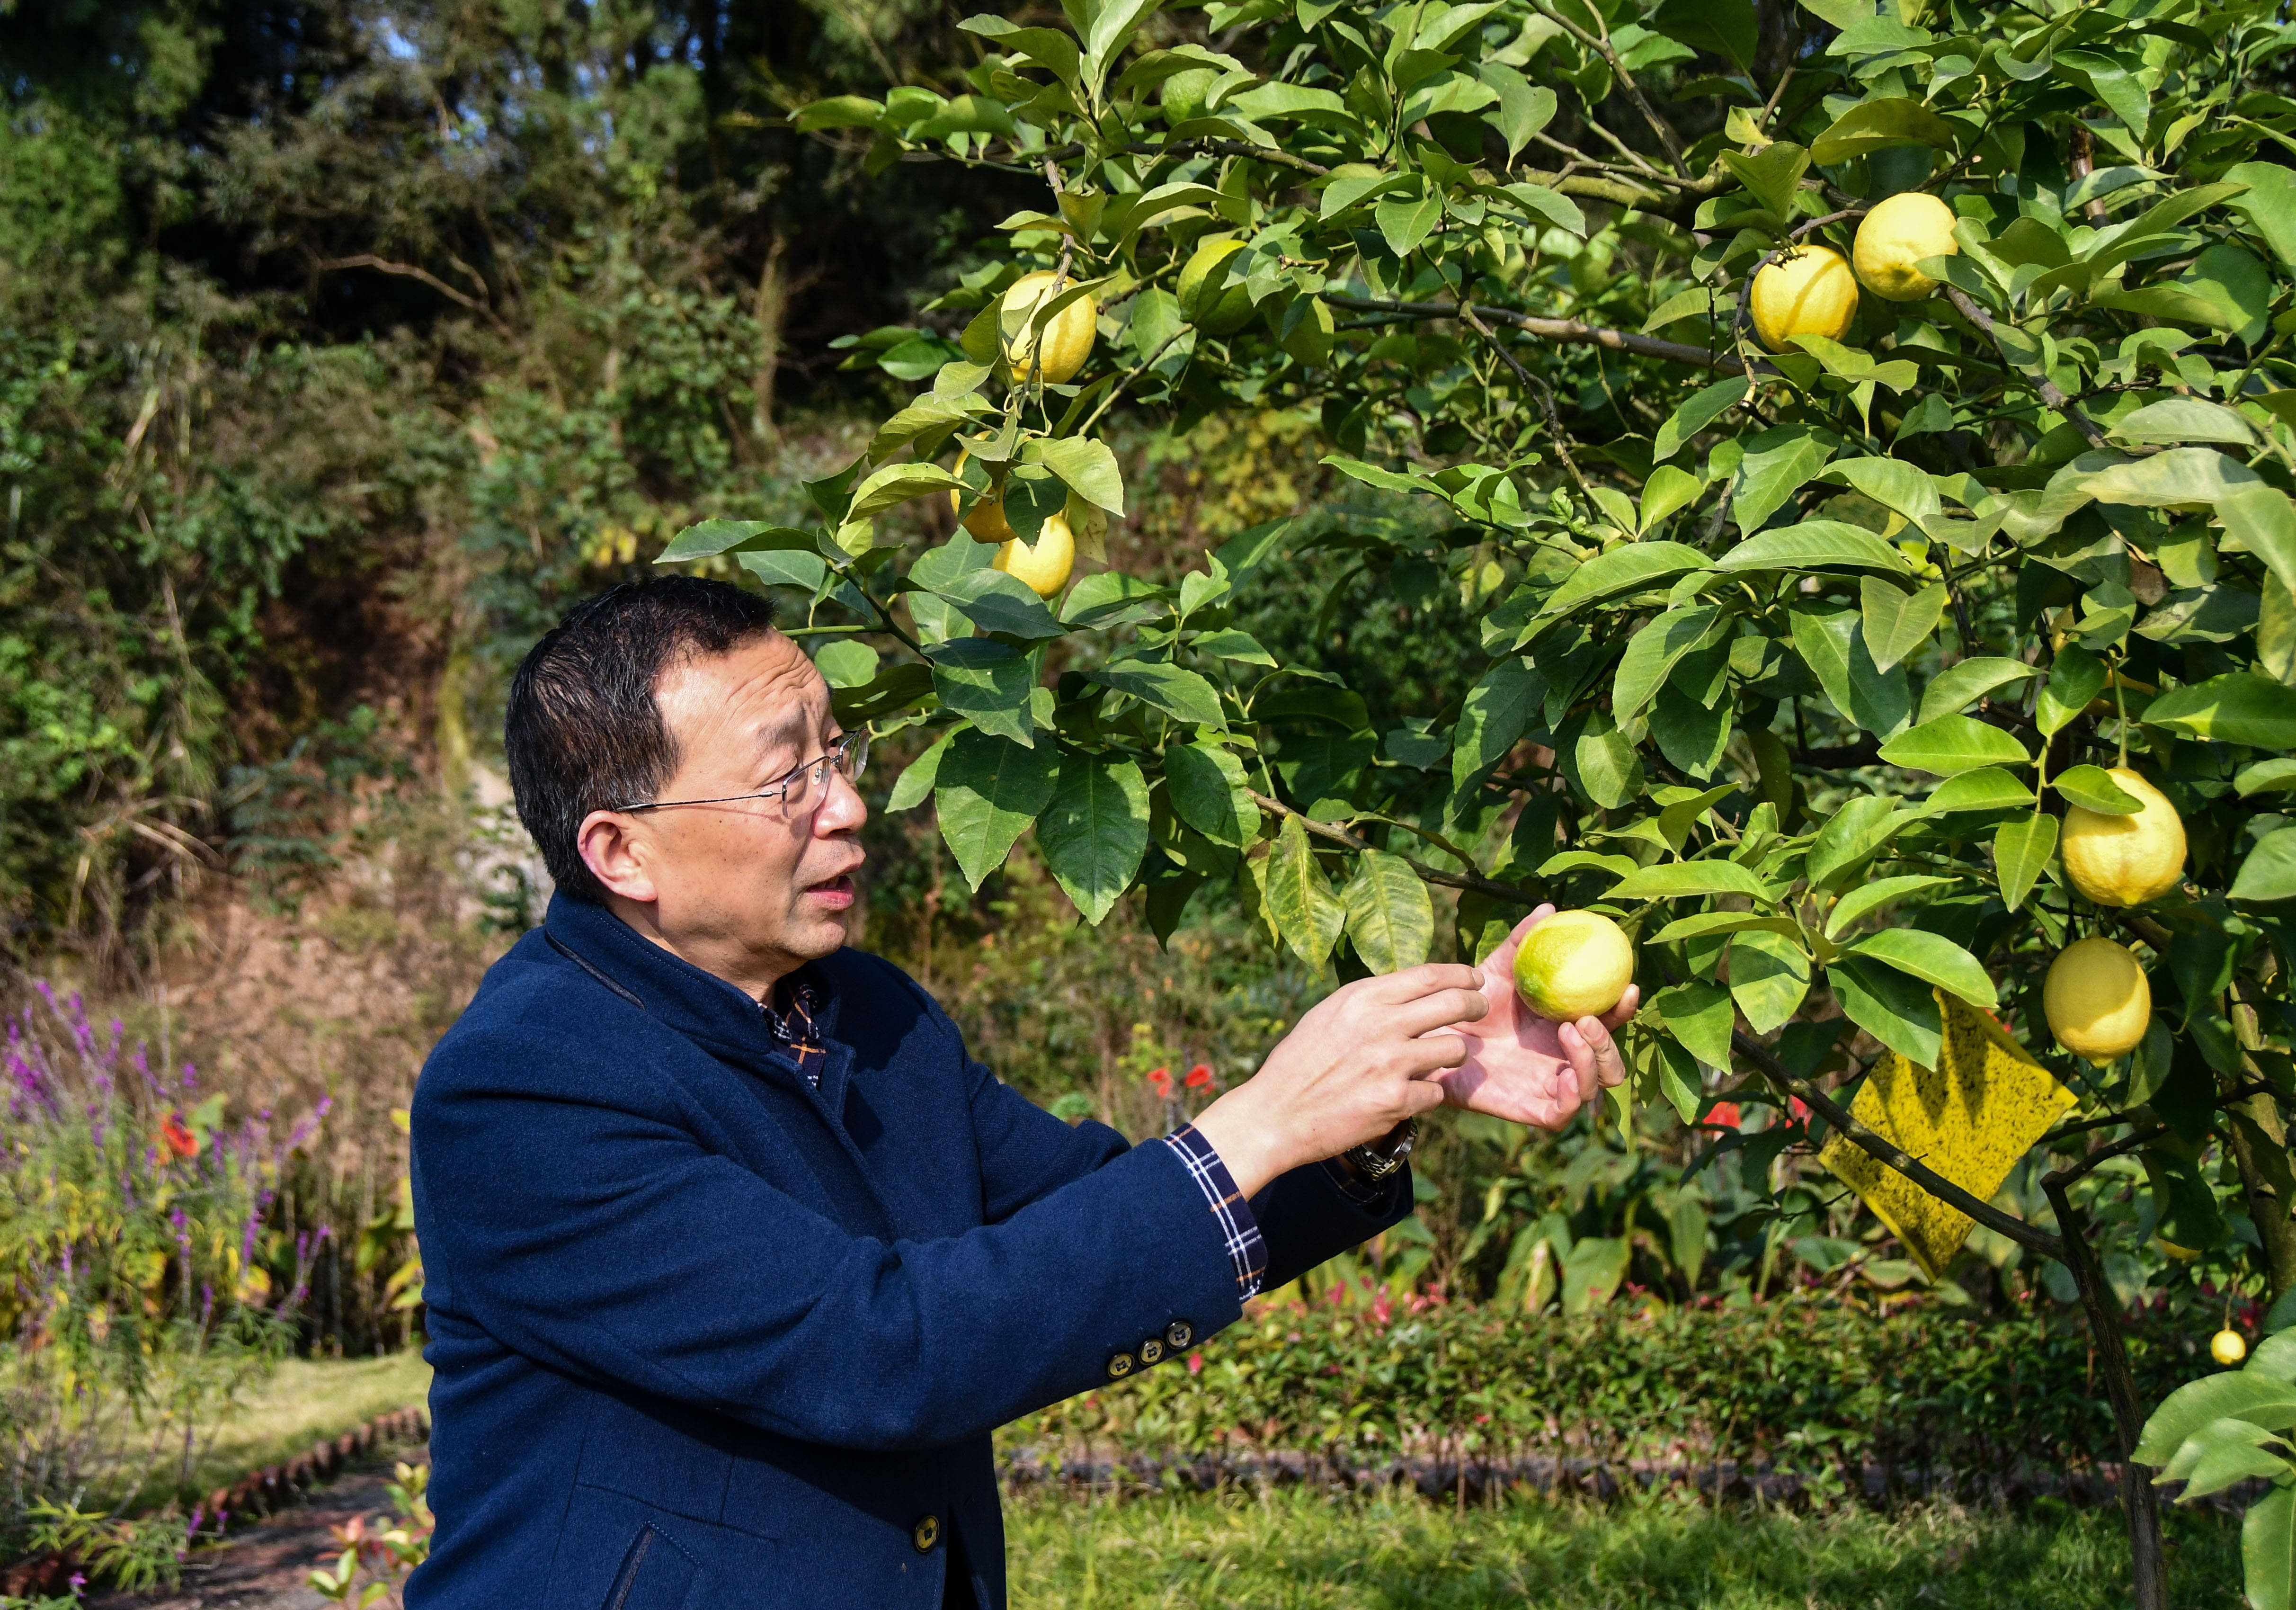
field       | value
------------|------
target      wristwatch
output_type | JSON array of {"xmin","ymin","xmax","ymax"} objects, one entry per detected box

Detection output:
[{"xmin": 1343, "ymin": 1117, "xmax": 1419, "ymax": 1181}]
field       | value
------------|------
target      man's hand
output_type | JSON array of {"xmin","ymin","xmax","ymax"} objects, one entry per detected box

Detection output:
[
  {"xmin": 1191, "ymin": 964, "xmax": 1487, "ymax": 1199},
  {"xmin": 1439, "ymin": 907, "xmax": 1638, "ymax": 1130}
]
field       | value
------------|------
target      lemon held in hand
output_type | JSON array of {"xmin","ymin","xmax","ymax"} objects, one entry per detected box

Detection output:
[
  {"xmin": 1852, "ymin": 192, "xmax": 1959, "ymax": 301},
  {"xmin": 2043, "ymin": 937, "xmax": 2152, "ymax": 1064},
  {"xmin": 993, "ymin": 512, "xmax": 1075, "ymax": 599},
  {"xmin": 2062, "ymin": 767, "xmax": 2186, "ymax": 907},
  {"xmin": 1511, "ymin": 910, "xmax": 1636, "ymax": 1022},
  {"xmin": 2214, "ymin": 1328, "xmax": 2249, "ymax": 1366},
  {"xmin": 1750, "ymin": 244, "xmax": 1859, "ymax": 353},
  {"xmin": 1001, "ymin": 271, "xmax": 1096, "ymax": 385}
]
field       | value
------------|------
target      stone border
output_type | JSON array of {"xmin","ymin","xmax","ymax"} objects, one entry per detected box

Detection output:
[{"xmin": 0, "ymin": 1405, "xmax": 431, "ymax": 1597}]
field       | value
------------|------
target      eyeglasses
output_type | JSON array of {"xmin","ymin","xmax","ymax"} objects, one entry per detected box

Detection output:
[{"xmin": 616, "ymin": 731, "xmax": 869, "ymax": 816}]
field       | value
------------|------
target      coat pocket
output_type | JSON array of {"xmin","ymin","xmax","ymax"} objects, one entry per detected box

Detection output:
[{"xmin": 602, "ymin": 1523, "xmax": 699, "ymax": 1610}]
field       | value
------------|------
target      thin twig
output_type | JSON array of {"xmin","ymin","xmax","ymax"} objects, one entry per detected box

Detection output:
[
  {"xmin": 1941, "ymin": 286, "xmax": 2109, "ymax": 449},
  {"xmin": 1457, "ymin": 301, "xmax": 1593, "ymax": 501},
  {"xmin": 1245, "ymin": 789, "xmax": 1540, "ymax": 908},
  {"xmin": 1324, "ymin": 293, "xmax": 1765, "ymax": 376}
]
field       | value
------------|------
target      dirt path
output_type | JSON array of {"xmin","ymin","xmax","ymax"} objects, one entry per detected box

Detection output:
[{"xmin": 83, "ymin": 1444, "xmax": 429, "ymax": 1610}]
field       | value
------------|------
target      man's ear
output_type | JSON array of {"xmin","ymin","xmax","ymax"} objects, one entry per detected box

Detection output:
[{"xmin": 577, "ymin": 810, "xmax": 660, "ymax": 904}]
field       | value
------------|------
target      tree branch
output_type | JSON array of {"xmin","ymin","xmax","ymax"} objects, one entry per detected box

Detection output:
[
  {"xmin": 316, "ymin": 254, "xmax": 498, "ymax": 322},
  {"xmin": 1729, "ymin": 1028, "xmax": 2066, "ymax": 1260},
  {"xmin": 1325, "ymin": 294, "xmax": 1763, "ymax": 376},
  {"xmin": 1245, "ymin": 789, "xmax": 1540, "ymax": 908},
  {"xmin": 1456, "ymin": 301, "xmax": 1593, "ymax": 501},
  {"xmin": 1941, "ymin": 286, "xmax": 2109, "ymax": 449}
]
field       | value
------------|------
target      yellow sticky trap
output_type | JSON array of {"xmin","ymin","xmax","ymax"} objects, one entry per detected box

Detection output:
[{"xmin": 1817, "ymin": 993, "xmax": 2075, "ymax": 1279}]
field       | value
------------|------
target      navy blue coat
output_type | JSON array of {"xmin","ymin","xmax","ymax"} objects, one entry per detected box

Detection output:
[{"xmin": 407, "ymin": 894, "xmax": 1410, "ymax": 1609}]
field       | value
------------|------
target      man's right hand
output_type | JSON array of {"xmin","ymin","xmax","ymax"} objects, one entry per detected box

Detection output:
[{"xmin": 1189, "ymin": 964, "xmax": 1487, "ymax": 1199}]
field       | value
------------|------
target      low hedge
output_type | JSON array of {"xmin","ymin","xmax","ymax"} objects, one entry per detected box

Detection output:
[{"xmin": 1007, "ymin": 1295, "xmax": 2207, "ymax": 1494}]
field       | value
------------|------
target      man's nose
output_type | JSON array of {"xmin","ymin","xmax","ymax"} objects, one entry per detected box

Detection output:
[{"xmin": 815, "ymin": 764, "xmax": 868, "ymax": 834}]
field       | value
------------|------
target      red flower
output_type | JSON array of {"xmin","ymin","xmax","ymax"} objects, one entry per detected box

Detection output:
[
  {"xmin": 1789, "ymin": 1096, "xmax": 1811, "ymax": 1123},
  {"xmin": 158, "ymin": 1115, "xmax": 197, "ymax": 1159},
  {"xmin": 1184, "ymin": 1064, "xmax": 1212, "ymax": 1089},
  {"xmin": 1186, "ymin": 1351, "xmax": 1203, "ymax": 1376},
  {"xmin": 1148, "ymin": 1066, "xmax": 1171, "ymax": 1091},
  {"xmin": 1702, "ymin": 1101, "xmax": 1742, "ymax": 1130}
]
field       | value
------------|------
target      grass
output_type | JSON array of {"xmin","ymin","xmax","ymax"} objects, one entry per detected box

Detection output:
[
  {"xmin": 1004, "ymin": 1485, "xmax": 2243, "ymax": 1609},
  {"xmin": 182, "ymin": 1351, "xmax": 431, "ymax": 1498}
]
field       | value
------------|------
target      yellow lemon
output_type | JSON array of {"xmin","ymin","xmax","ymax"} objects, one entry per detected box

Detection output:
[
  {"xmin": 2062, "ymin": 768, "xmax": 2186, "ymax": 907},
  {"xmin": 993, "ymin": 512, "xmax": 1075, "ymax": 599},
  {"xmin": 1177, "ymin": 237, "xmax": 1256, "ymax": 335},
  {"xmin": 1001, "ymin": 270, "xmax": 1096, "ymax": 385},
  {"xmin": 1852, "ymin": 192, "xmax": 1959, "ymax": 301},
  {"xmin": 947, "ymin": 450, "xmax": 1015, "ymax": 543},
  {"xmin": 1749, "ymin": 243, "xmax": 1860, "ymax": 353},
  {"xmin": 2043, "ymin": 937, "xmax": 2152, "ymax": 1064},
  {"xmin": 1512, "ymin": 910, "xmax": 1636, "ymax": 1022},
  {"xmin": 2214, "ymin": 1328, "xmax": 2249, "ymax": 1366}
]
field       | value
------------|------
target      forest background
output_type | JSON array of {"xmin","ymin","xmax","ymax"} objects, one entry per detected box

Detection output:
[{"xmin": 0, "ymin": 0, "xmax": 2275, "ymax": 1599}]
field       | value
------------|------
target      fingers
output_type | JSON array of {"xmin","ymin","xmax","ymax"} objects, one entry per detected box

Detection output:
[
  {"xmin": 1599, "ymin": 984, "xmax": 1642, "ymax": 1030},
  {"xmin": 1557, "ymin": 1012, "xmax": 1630, "ymax": 1101},
  {"xmin": 1395, "ymin": 1029, "xmax": 1472, "ymax": 1077},
  {"xmin": 1399, "ymin": 1077, "xmax": 1451, "ymax": 1118},
  {"xmin": 1364, "ymin": 962, "xmax": 1484, "ymax": 1003},
  {"xmin": 1383, "ymin": 985, "xmax": 1491, "ymax": 1040}
]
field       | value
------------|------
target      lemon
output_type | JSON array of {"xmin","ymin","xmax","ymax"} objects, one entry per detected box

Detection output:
[
  {"xmin": 1001, "ymin": 271, "xmax": 1096, "ymax": 385},
  {"xmin": 1511, "ymin": 910, "xmax": 1636, "ymax": 1022},
  {"xmin": 1749, "ymin": 244, "xmax": 1860, "ymax": 353},
  {"xmin": 2042, "ymin": 937, "xmax": 2152, "ymax": 1064},
  {"xmin": 2062, "ymin": 767, "xmax": 2186, "ymax": 907},
  {"xmin": 947, "ymin": 450, "xmax": 1015, "ymax": 543},
  {"xmin": 1852, "ymin": 192, "xmax": 1959, "ymax": 302},
  {"xmin": 993, "ymin": 512, "xmax": 1075, "ymax": 599},
  {"xmin": 2213, "ymin": 1328, "xmax": 2249, "ymax": 1366},
  {"xmin": 1161, "ymin": 67, "xmax": 1216, "ymax": 125},
  {"xmin": 1177, "ymin": 237, "xmax": 1256, "ymax": 335}
]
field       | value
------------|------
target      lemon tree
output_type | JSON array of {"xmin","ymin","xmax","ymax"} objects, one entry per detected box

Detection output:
[{"xmin": 667, "ymin": 0, "xmax": 2296, "ymax": 1600}]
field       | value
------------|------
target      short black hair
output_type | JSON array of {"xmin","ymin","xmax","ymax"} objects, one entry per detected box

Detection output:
[{"xmin": 504, "ymin": 577, "xmax": 777, "ymax": 904}]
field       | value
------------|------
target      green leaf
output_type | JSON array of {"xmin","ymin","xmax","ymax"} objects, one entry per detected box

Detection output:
[
  {"xmin": 2054, "ymin": 765, "xmax": 2142, "ymax": 814},
  {"xmin": 2080, "ymin": 446, "xmax": 2260, "ymax": 509},
  {"xmin": 2221, "ymin": 483, "xmax": 2296, "ymax": 604},
  {"xmin": 1652, "ymin": 377, "xmax": 1749, "ymax": 464},
  {"xmin": 2109, "ymin": 397, "xmax": 2259, "ymax": 448},
  {"xmin": 1087, "ymin": 661, "xmax": 1227, "ymax": 728},
  {"xmin": 1036, "ymin": 754, "xmax": 1151, "ymax": 925},
  {"xmin": 1719, "ymin": 141, "xmax": 1810, "ymax": 221},
  {"xmin": 2145, "ymin": 673, "xmax": 2296, "ymax": 748},
  {"xmin": 1540, "ymin": 541, "xmax": 1712, "ymax": 616},
  {"xmin": 657, "ymin": 519, "xmax": 815, "ymax": 563},
  {"xmin": 849, "ymin": 460, "xmax": 965, "ymax": 517},
  {"xmin": 888, "ymin": 730, "xmax": 954, "ymax": 813},
  {"xmin": 1807, "ymin": 795, "xmax": 1910, "ymax": 890},
  {"xmin": 1613, "ymin": 606, "xmax": 1719, "ymax": 721},
  {"xmin": 1651, "ymin": 683, "xmax": 1734, "ymax": 779},
  {"xmin": 934, "ymin": 730, "xmax": 1058, "ymax": 891},
  {"xmin": 1265, "ymin": 814, "xmax": 1347, "ymax": 967},
  {"xmin": 1343, "ymin": 849, "xmax": 1435, "ymax": 973},
  {"xmin": 1918, "ymin": 657, "xmax": 2042, "ymax": 724},
  {"xmin": 2160, "ymin": 1416, "xmax": 2294, "ymax": 1501},
  {"xmin": 1993, "ymin": 813, "xmax": 2058, "ymax": 911},
  {"xmin": 1729, "ymin": 930, "xmax": 1810, "ymax": 1036},
  {"xmin": 1655, "ymin": 980, "xmax": 1736, "ymax": 1070},
  {"xmin": 1608, "ymin": 860, "xmax": 1768, "ymax": 901},
  {"xmin": 2036, "ymin": 644, "xmax": 2108, "ymax": 737},
  {"xmin": 792, "ymin": 94, "xmax": 887, "ymax": 133},
  {"xmin": 1652, "ymin": 911, "xmax": 1805, "ymax": 944},
  {"xmin": 1809, "ymin": 98, "xmax": 1959, "ymax": 164},
  {"xmin": 1859, "ymin": 577, "xmax": 1946, "ymax": 673},
  {"xmin": 2239, "ymin": 759, "xmax": 2296, "ymax": 798},
  {"xmin": 1825, "ymin": 875, "xmax": 1957, "ymax": 939},
  {"xmin": 1036, "ymin": 436, "xmax": 1126, "ymax": 515},
  {"xmin": 1789, "ymin": 607, "xmax": 1913, "ymax": 738},
  {"xmin": 1877, "ymin": 714, "xmax": 2031, "ymax": 776},
  {"xmin": 1166, "ymin": 741, "xmax": 1262, "ymax": 847},
  {"xmin": 1824, "ymin": 457, "xmax": 1946, "ymax": 538},
  {"xmin": 2234, "ymin": 827, "xmax": 2296, "ymax": 902},
  {"xmin": 1850, "ymin": 929, "xmax": 1997, "ymax": 1011},
  {"xmin": 1720, "ymin": 521, "xmax": 1913, "ymax": 577},
  {"xmin": 1652, "ymin": 0, "xmax": 1756, "ymax": 69},
  {"xmin": 1570, "ymin": 712, "xmax": 1645, "ymax": 810},
  {"xmin": 1452, "ymin": 657, "xmax": 1541, "ymax": 792},
  {"xmin": 813, "ymin": 640, "xmax": 880, "ymax": 689},
  {"xmin": 1376, "ymin": 188, "xmax": 1443, "ymax": 257},
  {"xmin": 935, "ymin": 568, "xmax": 1067, "ymax": 641},
  {"xmin": 1477, "ymin": 62, "xmax": 1555, "ymax": 161},
  {"xmin": 2244, "ymin": 1484, "xmax": 2296, "ymax": 1610},
  {"xmin": 930, "ymin": 641, "xmax": 1038, "ymax": 745},
  {"xmin": 1828, "ymin": 957, "xmax": 1944, "ymax": 1068},
  {"xmin": 1924, "ymin": 767, "xmax": 2035, "ymax": 814},
  {"xmin": 1499, "ymin": 181, "xmax": 1585, "ymax": 236},
  {"xmin": 2134, "ymin": 1373, "xmax": 2296, "ymax": 1467},
  {"xmin": 1729, "ymin": 429, "xmax": 1836, "ymax": 536}
]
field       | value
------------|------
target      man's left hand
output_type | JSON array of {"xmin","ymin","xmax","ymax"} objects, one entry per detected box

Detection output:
[{"xmin": 1435, "ymin": 906, "xmax": 1638, "ymax": 1130}]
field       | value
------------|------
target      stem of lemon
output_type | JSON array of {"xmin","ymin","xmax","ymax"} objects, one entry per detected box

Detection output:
[{"xmin": 2112, "ymin": 655, "xmax": 2129, "ymax": 769}]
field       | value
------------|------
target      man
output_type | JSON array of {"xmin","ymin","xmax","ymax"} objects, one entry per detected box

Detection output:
[{"xmin": 409, "ymin": 577, "xmax": 1632, "ymax": 1609}]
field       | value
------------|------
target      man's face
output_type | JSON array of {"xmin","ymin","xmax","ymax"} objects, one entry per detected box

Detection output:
[{"xmin": 596, "ymin": 631, "xmax": 867, "ymax": 979}]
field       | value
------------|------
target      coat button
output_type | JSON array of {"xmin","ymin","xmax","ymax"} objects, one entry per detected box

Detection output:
[
  {"xmin": 1107, "ymin": 1351, "xmax": 1135, "ymax": 1379},
  {"xmin": 913, "ymin": 1514, "xmax": 941, "ymax": 1553},
  {"xmin": 1139, "ymin": 1337, "xmax": 1164, "ymax": 1365},
  {"xmin": 1165, "ymin": 1320, "xmax": 1193, "ymax": 1349}
]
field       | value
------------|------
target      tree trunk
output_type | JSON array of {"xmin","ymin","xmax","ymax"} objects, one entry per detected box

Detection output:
[
  {"xmin": 2226, "ymin": 1095, "xmax": 2296, "ymax": 1301},
  {"xmin": 2041, "ymin": 1173, "xmax": 2168, "ymax": 1610},
  {"xmin": 754, "ymin": 229, "xmax": 791, "ymax": 445}
]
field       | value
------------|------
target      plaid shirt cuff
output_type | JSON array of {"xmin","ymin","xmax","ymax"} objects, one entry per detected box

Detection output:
[{"xmin": 1162, "ymin": 1125, "xmax": 1266, "ymax": 1300}]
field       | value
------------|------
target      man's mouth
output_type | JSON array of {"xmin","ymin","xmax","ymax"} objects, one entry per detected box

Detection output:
[{"xmin": 804, "ymin": 871, "xmax": 858, "ymax": 910}]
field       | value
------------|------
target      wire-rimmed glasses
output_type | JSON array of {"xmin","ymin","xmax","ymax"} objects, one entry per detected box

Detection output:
[{"xmin": 614, "ymin": 730, "xmax": 869, "ymax": 816}]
